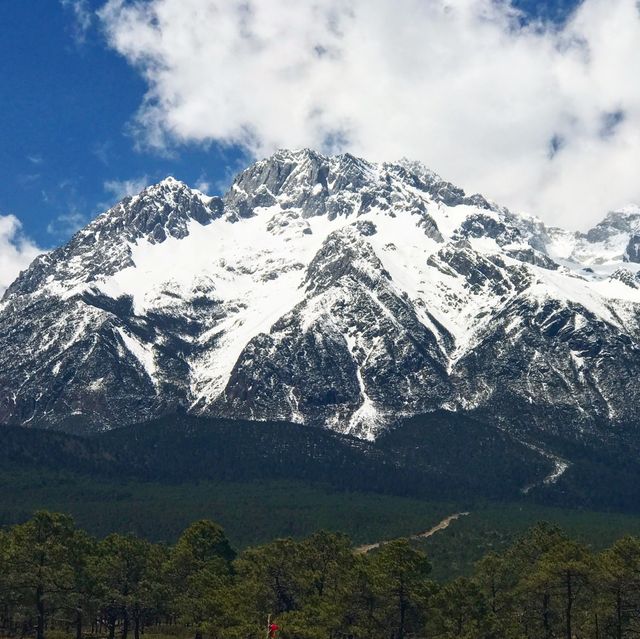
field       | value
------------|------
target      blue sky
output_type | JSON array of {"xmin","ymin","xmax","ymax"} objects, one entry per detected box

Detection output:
[
  {"xmin": 0, "ymin": 1, "xmax": 247, "ymax": 248},
  {"xmin": 0, "ymin": 0, "xmax": 586, "ymax": 250},
  {"xmin": 513, "ymin": 0, "xmax": 583, "ymax": 22}
]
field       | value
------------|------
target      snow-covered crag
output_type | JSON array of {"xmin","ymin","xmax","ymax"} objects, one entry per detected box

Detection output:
[{"xmin": 2, "ymin": 149, "xmax": 640, "ymax": 440}]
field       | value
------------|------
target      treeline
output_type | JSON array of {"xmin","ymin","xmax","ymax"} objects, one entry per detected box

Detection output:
[{"xmin": 2, "ymin": 513, "xmax": 640, "ymax": 639}]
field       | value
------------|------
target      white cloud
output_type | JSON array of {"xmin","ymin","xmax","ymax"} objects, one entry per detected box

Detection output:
[
  {"xmin": 0, "ymin": 215, "xmax": 42, "ymax": 295},
  {"xmin": 100, "ymin": 0, "xmax": 640, "ymax": 230},
  {"xmin": 195, "ymin": 179, "xmax": 211, "ymax": 193},
  {"xmin": 103, "ymin": 176, "xmax": 151, "ymax": 201},
  {"xmin": 61, "ymin": 0, "xmax": 94, "ymax": 44}
]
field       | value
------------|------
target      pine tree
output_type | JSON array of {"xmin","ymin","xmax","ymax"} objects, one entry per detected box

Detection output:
[
  {"xmin": 89, "ymin": 533, "xmax": 157, "ymax": 639},
  {"xmin": 167, "ymin": 520, "xmax": 236, "ymax": 639},
  {"xmin": 366, "ymin": 539, "xmax": 432, "ymax": 639},
  {"xmin": 597, "ymin": 536, "xmax": 640, "ymax": 638},
  {"xmin": 4, "ymin": 511, "xmax": 78, "ymax": 639}
]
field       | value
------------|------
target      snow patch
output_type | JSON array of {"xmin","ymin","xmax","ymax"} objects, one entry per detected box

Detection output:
[{"xmin": 116, "ymin": 328, "xmax": 157, "ymax": 386}]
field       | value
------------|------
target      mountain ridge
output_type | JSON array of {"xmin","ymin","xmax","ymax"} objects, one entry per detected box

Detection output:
[{"xmin": 2, "ymin": 149, "xmax": 640, "ymax": 454}]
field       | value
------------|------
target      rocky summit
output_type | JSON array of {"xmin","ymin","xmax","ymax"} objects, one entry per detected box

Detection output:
[{"xmin": 2, "ymin": 149, "xmax": 640, "ymax": 446}]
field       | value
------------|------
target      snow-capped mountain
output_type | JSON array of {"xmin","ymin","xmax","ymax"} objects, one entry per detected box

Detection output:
[{"xmin": 2, "ymin": 149, "xmax": 640, "ymax": 443}]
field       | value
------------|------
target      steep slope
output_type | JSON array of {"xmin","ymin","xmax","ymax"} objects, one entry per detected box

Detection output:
[
  {"xmin": 0, "ymin": 179, "xmax": 222, "ymax": 430},
  {"xmin": 213, "ymin": 225, "xmax": 453, "ymax": 437},
  {"xmin": 1, "ymin": 149, "xmax": 640, "ymax": 451}
]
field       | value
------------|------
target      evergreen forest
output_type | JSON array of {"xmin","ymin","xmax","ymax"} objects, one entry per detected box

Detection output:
[{"xmin": 3, "ymin": 511, "xmax": 640, "ymax": 639}]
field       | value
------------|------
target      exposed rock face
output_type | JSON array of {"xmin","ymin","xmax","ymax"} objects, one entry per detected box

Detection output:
[
  {"xmin": 213, "ymin": 226, "xmax": 453, "ymax": 437},
  {"xmin": 0, "ymin": 178, "xmax": 221, "ymax": 431},
  {"xmin": 1, "ymin": 149, "xmax": 640, "ymax": 446}
]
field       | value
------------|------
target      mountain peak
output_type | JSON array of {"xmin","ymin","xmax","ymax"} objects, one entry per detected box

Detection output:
[
  {"xmin": 142, "ymin": 175, "xmax": 192, "ymax": 197},
  {"xmin": 598, "ymin": 205, "xmax": 640, "ymax": 228},
  {"xmin": 395, "ymin": 157, "xmax": 442, "ymax": 184},
  {"xmin": 157, "ymin": 175, "xmax": 182, "ymax": 186},
  {"xmin": 579, "ymin": 204, "xmax": 640, "ymax": 263},
  {"xmin": 4, "ymin": 151, "xmax": 640, "ymax": 440},
  {"xmin": 4, "ymin": 179, "xmax": 223, "ymax": 299}
]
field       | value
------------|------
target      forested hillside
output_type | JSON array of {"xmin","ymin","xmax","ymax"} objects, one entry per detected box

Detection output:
[
  {"xmin": 2, "ymin": 512, "xmax": 640, "ymax": 639},
  {"xmin": 4, "ymin": 413, "xmax": 640, "ymax": 585},
  {"xmin": 0, "ymin": 412, "xmax": 550, "ymax": 502}
]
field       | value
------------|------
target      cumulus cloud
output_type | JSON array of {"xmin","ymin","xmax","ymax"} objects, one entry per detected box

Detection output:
[
  {"xmin": 100, "ymin": 0, "xmax": 640, "ymax": 229},
  {"xmin": 0, "ymin": 215, "xmax": 42, "ymax": 295}
]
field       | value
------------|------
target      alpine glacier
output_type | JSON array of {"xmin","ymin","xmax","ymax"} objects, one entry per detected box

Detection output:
[{"xmin": 2, "ymin": 149, "xmax": 640, "ymax": 442}]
